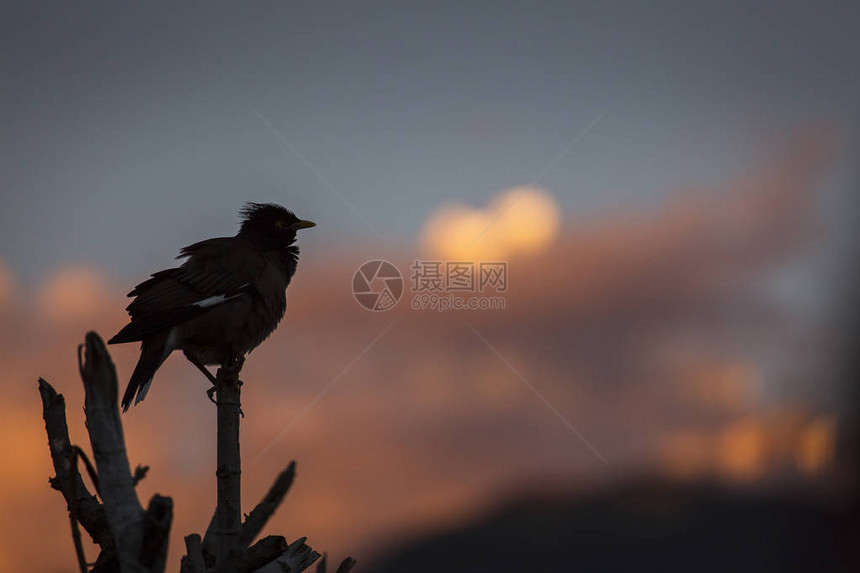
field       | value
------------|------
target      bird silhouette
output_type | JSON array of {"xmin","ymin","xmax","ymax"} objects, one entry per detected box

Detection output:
[{"xmin": 109, "ymin": 203, "xmax": 315, "ymax": 411}]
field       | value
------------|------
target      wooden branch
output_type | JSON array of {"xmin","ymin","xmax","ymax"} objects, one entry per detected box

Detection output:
[
  {"xmin": 238, "ymin": 461, "xmax": 296, "ymax": 548},
  {"xmin": 232, "ymin": 535, "xmax": 288, "ymax": 573},
  {"xmin": 79, "ymin": 332, "xmax": 146, "ymax": 568},
  {"xmin": 44, "ymin": 332, "xmax": 349, "ymax": 573},
  {"xmin": 91, "ymin": 549, "xmax": 122, "ymax": 573},
  {"xmin": 212, "ymin": 462, "xmax": 297, "ymax": 572},
  {"xmin": 180, "ymin": 534, "xmax": 205, "ymax": 573},
  {"xmin": 39, "ymin": 378, "xmax": 117, "ymax": 568},
  {"xmin": 140, "ymin": 494, "xmax": 173, "ymax": 571},
  {"xmin": 254, "ymin": 537, "xmax": 320, "ymax": 573},
  {"xmin": 211, "ymin": 356, "xmax": 245, "ymax": 563}
]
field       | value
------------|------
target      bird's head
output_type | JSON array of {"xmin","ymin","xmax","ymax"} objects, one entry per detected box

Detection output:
[{"xmin": 238, "ymin": 202, "xmax": 316, "ymax": 247}]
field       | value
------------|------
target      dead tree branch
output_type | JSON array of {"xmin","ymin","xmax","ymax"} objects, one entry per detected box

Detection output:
[
  {"xmin": 254, "ymin": 537, "xmax": 320, "ymax": 573},
  {"xmin": 78, "ymin": 332, "xmax": 150, "ymax": 569},
  {"xmin": 239, "ymin": 462, "xmax": 296, "ymax": 548},
  {"xmin": 41, "ymin": 331, "xmax": 353, "ymax": 572},
  {"xmin": 140, "ymin": 495, "xmax": 173, "ymax": 571},
  {"xmin": 40, "ymin": 378, "xmax": 115, "ymax": 571},
  {"xmin": 232, "ymin": 536, "xmax": 289, "ymax": 573},
  {"xmin": 180, "ymin": 534, "xmax": 205, "ymax": 573},
  {"xmin": 211, "ymin": 356, "xmax": 244, "ymax": 564}
]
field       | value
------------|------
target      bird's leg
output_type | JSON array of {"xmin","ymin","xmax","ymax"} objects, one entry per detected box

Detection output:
[
  {"xmin": 183, "ymin": 350, "xmax": 219, "ymax": 404},
  {"xmin": 183, "ymin": 350, "xmax": 218, "ymax": 384}
]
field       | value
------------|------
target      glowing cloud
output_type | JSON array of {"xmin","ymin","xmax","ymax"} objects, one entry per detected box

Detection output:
[
  {"xmin": 796, "ymin": 416, "xmax": 837, "ymax": 476},
  {"xmin": 421, "ymin": 186, "xmax": 562, "ymax": 260},
  {"xmin": 717, "ymin": 418, "xmax": 768, "ymax": 482},
  {"xmin": 38, "ymin": 266, "xmax": 113, "ymax": 323}
]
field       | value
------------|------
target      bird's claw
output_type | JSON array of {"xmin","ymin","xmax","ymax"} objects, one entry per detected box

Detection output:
[{"xmin": 207, "ymin": 385, "xmax": 243, "ymax": 416}]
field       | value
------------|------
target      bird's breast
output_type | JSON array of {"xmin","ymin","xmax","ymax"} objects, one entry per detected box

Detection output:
[{"xmin": 177, "ymin": 288, "xmax": 286, "ymax": 365}]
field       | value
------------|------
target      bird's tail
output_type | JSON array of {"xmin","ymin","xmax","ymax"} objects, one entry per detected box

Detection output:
[{"xmin": 122, "ymin": 334, "xmax": 171, "ymax": 412}]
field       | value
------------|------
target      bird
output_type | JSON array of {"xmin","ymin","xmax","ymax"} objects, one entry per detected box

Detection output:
[{"xmin": 108, "ymin": 203, "xmax": 315, "ymax": 412}]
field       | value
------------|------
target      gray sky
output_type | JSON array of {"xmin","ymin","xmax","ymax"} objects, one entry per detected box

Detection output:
[{"xmin": 1, "ymin": 1, "xmax": 858, "ymax": 283}]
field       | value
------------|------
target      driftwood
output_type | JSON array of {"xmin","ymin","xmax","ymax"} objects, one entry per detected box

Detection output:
[{"xmin": 40, "ymin": 332, "xmax": 356, "ymax": 573}]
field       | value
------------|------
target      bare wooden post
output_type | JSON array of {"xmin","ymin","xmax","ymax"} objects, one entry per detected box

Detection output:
[
  {"xmin": 39, "ymin": 378, "xmax": 116, "ymax": 571},
  {"xmin": 78, "ymin": 332, "xmax": 146, "ymax": 567},
  {"xmin": 214, "ymin": 356, "xmax": 244, "ymax": 562},
  {"xmin": 238, "ymin": 462, "xmax": 295, "ymax": 548},
  {"xmin": 41, "ymin": 332, "xmax": 355, "ymax": 572},
  {"xmin": 39, "ymin": 332, "xmax": 174, "ymax": 571}
]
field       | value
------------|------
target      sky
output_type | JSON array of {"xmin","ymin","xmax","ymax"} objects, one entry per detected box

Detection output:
[
  {"xmin": 1, "ymin": 2, "xmax": 859, "ymax": 571},
  {"xmin": 1, "ymin": 1, "xmax": 858, "ymax": 282}
]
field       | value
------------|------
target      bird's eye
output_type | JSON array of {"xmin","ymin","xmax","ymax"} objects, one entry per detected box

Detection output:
[{"xmin": 275, "ymin": 220, "xmax": 287, "ymax": 230}]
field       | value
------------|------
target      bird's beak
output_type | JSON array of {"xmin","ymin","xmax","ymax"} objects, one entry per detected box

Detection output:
[{"xmin": 292, "ymin": 219, "xmax": 316, "ymax": 230}]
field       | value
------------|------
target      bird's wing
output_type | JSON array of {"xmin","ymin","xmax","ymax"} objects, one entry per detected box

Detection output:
[{"xmin": 108, "ymin": 238, "xmax": 264, "ymax": 343}]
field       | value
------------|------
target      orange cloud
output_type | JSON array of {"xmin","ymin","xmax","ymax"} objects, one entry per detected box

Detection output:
[
  {"xmin": 660, "ymin": 411, "xmax": 840, "ymax": 484},
  {"xmin": 421, "ymin": 186, "xmax": 562, "ymax": 260},
  {"xmin": 37, "ymin": 266, "xmax": 114, "ymax": 323},
  {"xmin": 796, "ymin": 416, "xmax": 838, "ymax": 477},
  {"xmin": 717, "ymin": 418, "xmax": 769, "ymax": 482}
]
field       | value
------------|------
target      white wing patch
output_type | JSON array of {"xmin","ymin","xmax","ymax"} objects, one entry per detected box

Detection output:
[
  {"xmin": 193, "ymin": 294, "xmax": 231, "ymax": 308},
  {"xmin": 192, "ymin": 284, "xmax": 250, "ymax": 308}
]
